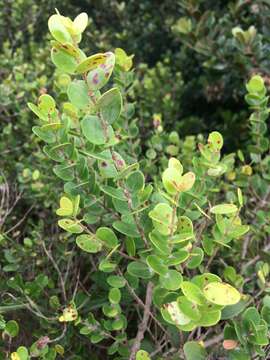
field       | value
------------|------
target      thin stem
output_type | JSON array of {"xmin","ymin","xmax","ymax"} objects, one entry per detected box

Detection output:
[
  {"xmin": 42, "ymin": 241, "xmax": 67, "ymax": 303},
  {"xmin": 129, "ymin": 282, "xmax": 154, "ymax": 360}
]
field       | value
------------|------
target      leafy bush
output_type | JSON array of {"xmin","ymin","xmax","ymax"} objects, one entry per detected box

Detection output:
[
  {"xmin": 2, "ymin": 10, "xmax": 270, "ymax": 360},
  {"xmin": 2, "ymin": 1, "xmax": 270, "ymax": 147}
]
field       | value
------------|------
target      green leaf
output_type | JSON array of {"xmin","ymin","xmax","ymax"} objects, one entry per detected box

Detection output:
[
  {"xmin": 116, "ymin": 162, "xmax": 140, "ymax": 180},
  {"xmin": 202, "ymin": 236, "xmax": 214, "ymax": 256},
  {"xmin": 243, "ymin": 307, "xmax": 260, "ymax": 325},
  {"xmin": 159, "ymin": 270, "xmax": 183, "ymax": 290},
  {"xmin": 262, "ymin": 305, "xmax": 270, "ymax": 325},
  {"xmin": 51, "ymin": 47, "xmax": 78, "ymax": 74},
  {"xmin": 56, "ymin": 196, "xmax": 73, "ymax": 216},
  {"xmin": 228, "ymin": 349, "xmax": 250, "ymax": 360},
  {"xmin": 75, "ymin": 53, "xmax": 107, "ymax": 74},
  {"xmin": 180, "ymin": 281, "xmax": 206, "ymax": 305},
  {"xmin": 28, "ymin": 103, "xmax": 46, "ymax": 121},
  {"xmin": 199, "ymin": 142, "xmax": 219, "ymax": 163},
  {"xmin": 81, "ymin": 115, "xmax": 114, "ymax": 145},
  {"xmin": 16, "ymin": 346, "xmax": 29, "ymax": 360},
  {"xmin": 126, "ymin": 171, "xmax": 145, "ymax": 193},
  {"xmin": 41, "ymin": 122, "xmax": 62, "ymax": 131},
  {"xmin": 197, "ymin": 310, "xmax": 221, "ymax": 326},
  {"xmin": 208, "ymin": 131, "xmax": 223, "ymax": 151},
  {"xmin": 177, "ymin": 296, "xmax": 201, "ymax": 321},
  {"xmin": 221, "ymin": 298, "xmax": 249, "ymax": 320},
  {"xmin": 210, "ymin": 204, "xmax": 238, "ymax": 215},
  {"xmin": 146, "ymin": 255, "xmax": 168, "ymax": 275},
  {"xmin": 99, "ymin": 259, "xmax": 117, "ymax": 273},
  {"xmin": 87, "ymin": 52, "xmax": 115, "ymax": 91},
  {"xmin": 32, "ymin": 126, "xmax": 56, "ymax": 143},
  {"xmin": 165, "ymin": 249, "xmax": 189, "ymax": 266},
  {"xmin": 125, "ymin": 237, "xmax": 136, "ymax": 256},
  {"xmin": 97, "ymin": 150, "xmax": 118, "ymax": 178},
  {"xmin": 91, "ymin": 333, "xmax": 105, "ymax": 343},
  {"xmin": 67, "ymin": 80, "xmax": 90, "ymax": 109},
  {"xmin": 172, "ymin": 216, "xmax": 194, "ymax": 243},
  {"xmin": 51, "ymin": 41, "xmax": 81, "ymax": 57},
  {"xmin": 76, "ymin": 234, "xmax": 102, "ymax": 253},
  {"xmin": 115, "ymin": 47, "xmax": 133, "ymax": 71},
  {"xmin": 72, "ymin": 195, "xmax": 80, "ymax": 216},
  {"xmin": 100, "ymin": 185, "xmax": 126, "ymax": 201},
  {"xmin": 87, "ymin": 68, "xmax": 108, "ymax": 91},
  {"xmin": 152, "ymin": 287, "xmax": 175, "ymax": 308},
  {"xmin": 109, "ymin": 288, "xmax": 121, "ymax": 304},
  {"xmin": 111, "ymin": 316, "xmax": 125, "ymax": 331},
  {"xmin": 5, "ymin": 320, "xmax": 19, "ymax": 337},
  {"xmin": 244, "ymin": 310, "xmax": 268, "ymax": 345},
  {"xmin": 229, "ymin": 225, "xmax": 249, "ymax": 239},
  {"xmin": 44, "ymin": 143, "xmax": 71, "ymax": 162},
  {"xmin": 136, "ymin": 350, "xmax": 151, "ymax": 360},
  {"xmin": 97, "ymin": 88, "xmax": 123, "ymax": 124},
  {"xmin": 73, "ymin": 12, "xmax": 88, "ymax": 34},
  {"xmin": 48, "ymin": 14, "xmax": 72, "ymax": 43},
  {"xmin": 168, "ymin": 157, "xmax": 183, "ymax": 172},
  {"xmin": 162, "ymin": 158, "xmax": 182, "ymax": 194},
  {"xmin": 178, "ymin": 172, "xmax": 196, "ymax": 192},
  {"xmin": 107, "ymin": 275, "xmax": 126, "ymax": 288},
  {"xmin": 127, "ymin": 261, "xmax": 153, "ymax": 279},
  {"xmin": 149, "ymin": 230, "xmax": 169, "ymax": 255},
  {"xmin": 245, "ymin": 93, "xmax": 265, "ymax": 106},
  {"xmin": 246, "ymin": 75, "xmax": 265, "ymax": 94},
  {"xmin": 38, "ymin": 94, "xmax": 56, "ymax": 113},
  {"xmin": 192, "ymin": 273, "xmax": 221, "ymax": 289},
  {"xmin": 96, "ymin": 227, "xmax": 118, "ymax": 248},
  {"xmin": 165, "ymin": 301, "xmax": 191, "ymax": 326},
  {"xmin": 237, "ymin": 188, "xmax": 243, "ymax": 207},
  {"xmin": 53, "ymin": 163, "xmax": 74, "ymax": 181},
  {"xmin": 187, "ymin": 247, "xmax": 204, "ymax": 269},
  {"xmin": 58, "ymin": 219, "xmax": 83, "ymax": 234},
  {"xmin": 149, "ymin": 203, "xmax": 176, "ymax": 235},
  {"xmin": 28, "ymin": 94, "xmax": 57, "ymax": 122},
  {"xmin": 59, "ymin": 303, "xmax": 78, "ymax": 322},
  {"xmin": 183, "ymin": 341, "xmax": 207, "ymax": 360},
  {"xmin": 139, "ymin": 184, "xmax": 153, "ymax": 202},
  {"xmin": 162, "ymin": 158, "xmax": 195, "ymax": 195},
  {"xmin": 203, "ymin": 282, "xmax": 241, "ymax": 306},
  {"xmin": 113, "ymin": 221, "xmax": 140, "ymax": 238}
]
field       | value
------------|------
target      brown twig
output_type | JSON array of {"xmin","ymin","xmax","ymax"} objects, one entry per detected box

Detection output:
[
  {"xmin": 42, "ymin": 241, "xmax": 67, "ymax": 303},
  {"xmin": 129, "ymin": 282, "xmax": 154, "ymax": 360},
  {"xmin": 4, "ymin": 203, "xmax": 34, "ymax": 235},
  {"xmin": 119, "ymin": 270, "xmax": 168, "ymax": 335},
  {"xmin": 204, "ymin": 333, "xmax": 223, "ymax": 348},
  {"xmin": 205, "ymin": 247, "xmax": 219, "ymax": 270}
]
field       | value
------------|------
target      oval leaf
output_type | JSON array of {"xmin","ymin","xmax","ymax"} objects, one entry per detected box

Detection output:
[{"xmin": 203, "ymin": 282, "xmax": 241, "ymax": 306}]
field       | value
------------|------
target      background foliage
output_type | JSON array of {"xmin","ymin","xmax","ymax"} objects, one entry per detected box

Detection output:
[{"xmin": 1, "ymin": 1, "xmax": 270, "ymax": 359}]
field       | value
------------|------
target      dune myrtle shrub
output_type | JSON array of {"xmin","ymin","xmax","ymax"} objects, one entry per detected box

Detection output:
[
  {"xmin": 3, "ymin": 1, "xmax": 270, "ymax": 150},
  {"xmin": 2, "ymin": 9, "xmax": 270, "ymax": 360}
]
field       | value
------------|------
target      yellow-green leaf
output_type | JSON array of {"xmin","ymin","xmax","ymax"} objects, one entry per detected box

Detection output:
[
  {"xmin": 48, "ymin": 14, "xmax": 72, "ymax": 43},
  {"xmin": 75, "ymin": 53, "xmax": 107, "ymax": 74},
  {"xmin": 59, "ymin": 304, "xmax": 78, "ymax": 322},
  {"xmin": 210, "ymin": 204, "xmax": 238, "ymax": 215},
  {"xmin": 56, "ymin": 196, "xmax": 73, "ymax": 216},
  {"xmin": 73, "ymin": 12, "xmax": 88, "ymax": 34},
  {"xmin": 203, "ymin": 282, "xmax": 241, "ymax": 306}
]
